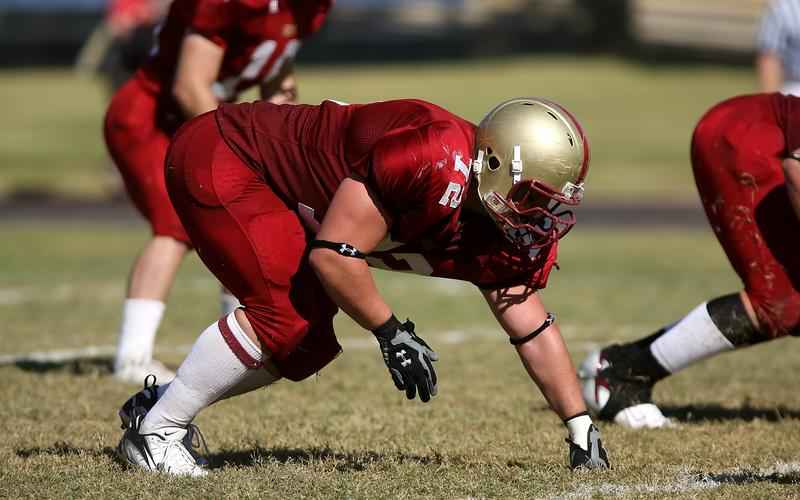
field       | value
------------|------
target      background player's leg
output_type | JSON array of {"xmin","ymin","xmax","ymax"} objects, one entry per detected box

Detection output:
[
  {"xmin": 585, "ymin": 292, "xmax": 761, "ymax": 424},
  {"xmin": 581, "ymin": 95, "xmax": 789, "ymax": 428},
  {"xmin": 104, "ymin": 80, "xmax": 194, "ymax": 384},
  {"xmin": 114, "ymin": 235, "xmax": 189, "ymax": 383},
  {"xmin": 127, "ymin": 236, "xmax": 189, "ymax": 300},
  {"xmin": 648, "ymin": 292, "xmax": 762, "ymax": 373}
]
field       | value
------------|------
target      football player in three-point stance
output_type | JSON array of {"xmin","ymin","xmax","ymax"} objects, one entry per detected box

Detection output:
[
  {"xmin": 115, "ymin": 97, "xmax": 610, "ymax": 475},
  {"xmin": 103, "ymin": 0, "xmax": 332, "ymax": 384},
  {"xmin": 579, "ymin": 93, "xmax": 800, "ymax": 428}
]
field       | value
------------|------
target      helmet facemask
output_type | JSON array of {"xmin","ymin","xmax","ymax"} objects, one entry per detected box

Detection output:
[
  {"xmin": 481, "ymin": 177, "xmax": 582, "ymax": 253},
  {"xmin": 471, "ymin": 97, "xmax": 589, "ymax": 256}
]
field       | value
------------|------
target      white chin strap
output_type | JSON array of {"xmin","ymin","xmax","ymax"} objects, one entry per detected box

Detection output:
[{"xmin": 471, "ymin": 149, "xmax": 485, "ymax": 175}]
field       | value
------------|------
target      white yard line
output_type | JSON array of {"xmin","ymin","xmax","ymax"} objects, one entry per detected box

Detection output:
[
  {"xmin": 551, "ymin": 462, "xmax": 800, "ymax": 499},
  {"xmin": 0, "ymin": 284, "xmax": 123, "ymax": 306},
  {"xmin": 0, "ymin": 327, "xmax": 610, "ymax": 366},
  {"xmin": 0, "ymin": 289, "xmax": 26, "ymax": 305}
]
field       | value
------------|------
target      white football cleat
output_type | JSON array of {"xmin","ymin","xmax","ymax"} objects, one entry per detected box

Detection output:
[
  {"xmin": 118, "ymin": 424, "xmax": 208, "ymax": 477},
  {"xmin": 578, "ymin": 347, "xmax": 673, "ymax": 429},
  {"xmin": 114, "ymin": 359, "xmax": 175, "ymax": 385},
  {"xmin": 613, "ymin": 404, "xmax": 672, "ymax": 429}
]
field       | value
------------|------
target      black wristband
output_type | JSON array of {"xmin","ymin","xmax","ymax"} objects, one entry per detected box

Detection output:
[{"xmin": 372, "ymin": 314, "xmax": 402, "ymax": 338}]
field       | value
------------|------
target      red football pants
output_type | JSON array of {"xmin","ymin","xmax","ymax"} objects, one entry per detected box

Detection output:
[
  {"xmin": 104, "ymin": 76, "xmax": 190, "ymax": 243},
  {"xmin": 165, "ymin": 112, "xmax": 342, "ymax": 381},
  {"xmin": 692, "ymin": 94, "xmax": 800, "ymax": 338}
]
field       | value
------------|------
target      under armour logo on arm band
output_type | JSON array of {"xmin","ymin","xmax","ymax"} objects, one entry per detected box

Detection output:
[{"xmin": 309, "ymin": 239, "xmax": 367, "ymax": 259}]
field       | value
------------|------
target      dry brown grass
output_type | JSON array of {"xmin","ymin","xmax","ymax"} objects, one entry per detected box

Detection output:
[{"xmin": 2, "ymin": 224, "xmax": 799, "ymax": 498}]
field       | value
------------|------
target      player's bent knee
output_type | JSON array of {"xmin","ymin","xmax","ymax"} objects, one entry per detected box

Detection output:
[
  {"xmin": 233, "ymin": 308, "xmax": 262, "ymax": 350},
  {"xmin": 750, "ymin": 295, "xmax": 800, "ymax": 339}
]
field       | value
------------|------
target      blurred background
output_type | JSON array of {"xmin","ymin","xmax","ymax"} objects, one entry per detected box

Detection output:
[
  {"xmin": 0, "ymin": 0, "xmax": 767, "ymax": 65},
  {"xmin": 0, "ymin": 0, "xmax": 767, "ymax": 208}
]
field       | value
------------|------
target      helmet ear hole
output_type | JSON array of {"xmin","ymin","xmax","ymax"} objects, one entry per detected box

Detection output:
[{"xmin": 488, "ymin": 156, "xmax": 501, "ymax": 171}]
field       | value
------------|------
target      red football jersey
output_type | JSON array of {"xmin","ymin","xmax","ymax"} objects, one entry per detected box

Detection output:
[
  {"xmin": 771, "ymin": 93, "xmax": 800, "ymax": 152},
  {"xmin": 139, "ymin": 0, "xmax": 331, "ymax": 100},
  {"xmin": 216, "ymin": 98, "xmax": 559, "ymax": 289}
]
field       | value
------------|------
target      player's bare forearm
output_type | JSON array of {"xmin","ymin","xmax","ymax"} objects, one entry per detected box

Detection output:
[
  {"xmin": 783, "ymin": 151, "xmax": 800, "ymax": 220},
  {"xmin": 173, "ymin": 32, "xmax": 224, "ymax": 118},
  {"xmin": 482, "ymin": 287, "xmax": 586, "ymax": 419},
  {"xmin": 310, "ymin": 178, "xmax": 394, "ymax": 330},
  {"xmin": 514, "ymin": 327, "xmax": 587, "ymax": 419},
  {"xmin": 174, "ymin": 82, "xmax": 219, "ymax": 118},
  {"xmin": 310, "ymin": 250, "xmax": 392, "ymax": 330},
  {"xmin": 757, "ymin": 52, "xmax": 783, "ymax": 93}
]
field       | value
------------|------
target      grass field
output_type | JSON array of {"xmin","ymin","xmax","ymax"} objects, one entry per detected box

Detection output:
[
  {"xmin": 2, "ymin": 222, "xmax": 799, "ymax": 498},
  {"xmin": 0, "ymin": 56, "xmax": 755, "ymax": 202},
  {"xmin": 3, "ymin": 57, "xmax": 797, "ymax": 498}
]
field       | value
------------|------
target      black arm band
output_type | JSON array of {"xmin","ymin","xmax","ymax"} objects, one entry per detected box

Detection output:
[
  {"xmin": 509, "ymin": 312, "xmax": 556, "ymax": 346},
  {"xmin": 309, "ymin": 239, "xmax": 366, "ymax": 259},
  {"xmin": 372, "ymin": 314, "xmax": 401, "ymax": 338}
]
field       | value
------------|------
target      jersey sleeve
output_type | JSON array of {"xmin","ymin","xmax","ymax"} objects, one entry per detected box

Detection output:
[
  {"xmin": 366, "ymin": 123, "xmax": 469, "ymax": 243},
  {"xmin": 187, "ymin": 0, "xmax": 236, "ymax": 48},
  {"xmin": 295, "ymin": 0, "xmax": 333, "ymax": 37},
  {"xmin": 473, "ymin": 241, "xmax": 560, "ymax": 290},
  {"xmin": 758, "ymin": 1, "xmax": 787, "ymax": 53}
]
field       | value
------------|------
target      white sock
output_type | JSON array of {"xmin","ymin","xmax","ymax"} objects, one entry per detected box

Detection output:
[
  {"xmin": 650, "ymin": 302, "xmax": 734, "ymax": 373},
  {"xmin": 140, "ymin": 313, "xmax": 278, "ymax": 434},
  {"xmin": 565, "ymin": 413, "xmax": 593, "ymax": 451},
  {"xmin": 114, "ymin": 298, "xmax": 165, "ymax": 370},
  {"xmin": 220, "ymin": 291, "xmax": 241, "ymax": 316}
]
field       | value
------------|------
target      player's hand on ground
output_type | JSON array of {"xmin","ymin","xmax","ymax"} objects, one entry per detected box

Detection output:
[
  {"xmin": 567, "ymin": 424, "xmax": 610, "ymax": 470},
  {"xmin": 372, "ymin": 316, "xmax": 438, "ymax": 402}
]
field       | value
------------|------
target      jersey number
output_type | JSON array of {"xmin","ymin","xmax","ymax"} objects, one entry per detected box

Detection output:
[
  {"xmin": 214, "ymin": 39, "xmax": 301, "ymax": 100},
  {"xmin": 438, "ymin": 182, "xmax": 463, "ymax": 208}
]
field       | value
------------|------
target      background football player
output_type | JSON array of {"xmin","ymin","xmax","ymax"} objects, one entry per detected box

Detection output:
[
  {"xmin": 114, "ymin": 97, "xmax": 610, "ymax": 475},
  {"xmin": 580, "ymin": 93, "xmax": 800, "ymax": 428},
  {"xmin": 104, "ymin": 0, "xmax": 332, "ymax": 384}
]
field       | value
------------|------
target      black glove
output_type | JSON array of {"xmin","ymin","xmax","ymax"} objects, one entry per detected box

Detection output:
[
  {"xmin": 567, "ymin": 423, "xmax": 610, "ymax": 470},
  {"xmin": 372, "ymin": 315, "xmax": 439, "ymax": 402}
]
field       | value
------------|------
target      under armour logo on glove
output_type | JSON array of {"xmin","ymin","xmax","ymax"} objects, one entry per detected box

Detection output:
[
  {"xmin": 372, "ymin": 315, "xmax": 438, "ymax": 402},
  {"xmin": 339, "ymin": 244, "xmax": 359, "ymax": 256},
  {"xmin": 395, "ymin": 349, "xmax": 412, "ymax": 367}
]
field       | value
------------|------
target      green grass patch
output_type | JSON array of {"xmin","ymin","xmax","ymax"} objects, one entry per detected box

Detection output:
[{"xmin": 2, "ymin": 222, "xmax": 798, "ymax": 498}]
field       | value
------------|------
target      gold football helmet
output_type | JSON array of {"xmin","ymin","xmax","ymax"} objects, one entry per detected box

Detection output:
[{"xmin": 471, "ymin": 97, "xmax": 589, "ymax": 252}]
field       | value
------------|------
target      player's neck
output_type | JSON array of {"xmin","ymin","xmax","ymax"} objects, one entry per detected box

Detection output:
[{"xmin": 463, "ymin": 181, "xmax": 484, "ymax": 214}]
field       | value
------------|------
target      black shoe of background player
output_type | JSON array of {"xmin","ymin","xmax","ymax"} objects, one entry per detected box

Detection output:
[{"xmin": 579, "ymin": 344, "xmax": 672, "ymax": 428}]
